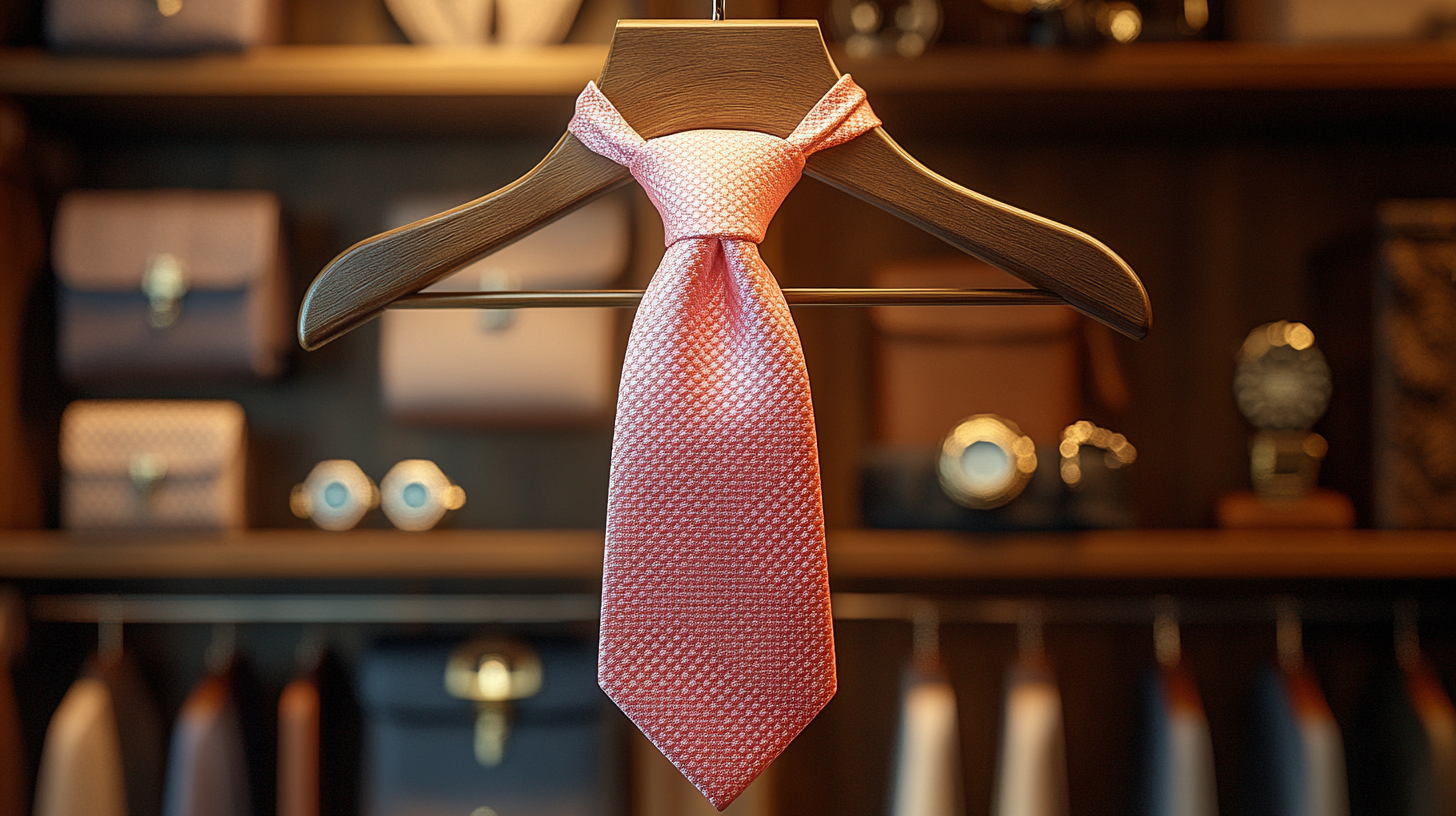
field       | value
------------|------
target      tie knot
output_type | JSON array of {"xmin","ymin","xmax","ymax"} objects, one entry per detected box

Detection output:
[{"xmin": 630, "ymin": 129, "xmax": 805, "ymax": 245}]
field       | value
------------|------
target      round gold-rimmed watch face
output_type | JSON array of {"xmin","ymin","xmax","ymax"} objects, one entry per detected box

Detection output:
[
  {"xmin": 937, "ymin": 414, "xmax": 1038, "ymax": 510},
  {"xmin": 1234, "ymin": 321, "xmax": 1332, "ymax": 431}
]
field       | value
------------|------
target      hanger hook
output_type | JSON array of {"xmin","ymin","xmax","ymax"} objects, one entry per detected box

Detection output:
[
  {"xmin": 712, "ymin": 0, "xmax": 725, "ymax": 20},
  {"xmin": 1153, "ymin": 596, "xmax": 1181, "ymax": 669},
  {"xmin": 98, "ymin": 598, "xmax": 123, "ymax": 660},
  {"xmin": 1275, "ymin": 596, "xmax": 1303, "ymax": 672},
  {"xmin": 1395, "ymin": 599, "xmax": 1420, "ymax": 668},
  {"xmin": 206, "ymin": 622, "xmax": 237, "ymax": 673},
  {"xmin": 1017, "ymin": 603, "xmax": 1044, "ymax": 658},
  {"xmin": 911, "ymin": 601, "xmax": 940, "ymax": 667}
]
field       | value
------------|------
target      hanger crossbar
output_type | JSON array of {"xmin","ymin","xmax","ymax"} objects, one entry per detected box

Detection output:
[{"xmin": 390, "ymin": 288, "xmax": 1069, "ymax": 310}]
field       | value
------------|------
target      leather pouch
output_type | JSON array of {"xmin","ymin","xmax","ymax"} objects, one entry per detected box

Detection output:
[
  {"xmin": 46, "ymin": 0, "xmax": 282, "ymax": 52},
  {"xmin": 358, "ymin": 637, "xmax": 622, "ymax": 816},
  {"xmin": 54, "ymin": 190, "xmax": 287, "ymax": 381},
  {"xmin": 379, "ymin": 196, "xmax": 628, "ymax": 424},
  {"xmin": 871, "ymin": 258, "xmax": 1081, "ymax": 447},
  {"xmin": 60, "ymin": 400, "xmax": 247, "ymax": 530}
]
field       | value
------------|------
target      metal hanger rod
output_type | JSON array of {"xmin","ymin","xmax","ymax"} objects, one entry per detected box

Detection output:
[{"xmin": 390, "ymin": 288, "xmax": 1069, "ymax": 310}]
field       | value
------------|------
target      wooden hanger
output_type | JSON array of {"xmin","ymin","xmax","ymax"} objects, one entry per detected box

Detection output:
[{"xmin": 298, "ymin": 19, "xmax": 1152, "ymax": 350}]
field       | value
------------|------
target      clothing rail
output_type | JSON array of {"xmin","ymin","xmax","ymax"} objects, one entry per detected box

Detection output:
[
  {"xmin": 28, "ymin": 593, "xmax": 1445, "ymax": 626},
  {"xmin": 390, "ymin": 288, "xmax": 1068, "ymax": 310}
]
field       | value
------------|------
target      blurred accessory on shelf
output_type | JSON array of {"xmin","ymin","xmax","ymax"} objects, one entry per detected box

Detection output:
[
  {"xmin": 385, "ymin": 0, "xmax": 491, "ymax": 45},
  {"xmin": 937, "ymin": 414, "xmax": 1038, "ymax": 510},
  {"xmin": 992, "ymin": 612, "xmax": 1069, "ymax": 816},
  {"xmin": 379, "ymin": 195, "xmax": 627, "ymax": 424},
  {"xmin": 871, "ymin": 258, "xmax": 1083, "ymax": 449},
  {"xmin": 46, "ymin": 0, "xmax": 281, "ymax": 53},
  {"xmin": 378, "ymin": 459, "xmax": 466, "ymax": 532},
  {"xmin": 829, "ymin": 0, "xmax": 943, "ymax": 57},
  {"xmin": 290, "ymin": 460, "xmax": 379, "ymax": 532},
  {"xmin": 1138, "ymin": 602, "xmax": 1218, "ymax": 816},
  {"xmin": 1249, "ymin": 430, "xmax": 1326, "ymax": 500},
  {"xmin": 1247, "ymin": 603, "xmax": 1350, "ymax": 816},
  {"xmin": 360, "ymin": 637, "xmax": 619, "ymax": 816},
  {"xmin": 865, "ymin": 417, "xmax": 1135, "ymax": 531},
  {"xmin": 1227, "ymin": 0, "xmax": 1456, "ymax": 41},
  {"xmin": 495, "ymin": 0, "xmax": 585, "ymax": 45},
  {"xmin": 54, "ymin": 190, "xmax": 288, "ymax": 381},
  {"xmin": 163, "ymin": 664, "xmax": 251, "ymax": 816},
  {"xmin": 61, "ymin": 400, "xmax": 247, "ymax": 531},
  {"xmin": 444, "ymin": 637, "xmax": 543, "ymax": 767},
  {"xmin": 1235, "ymin": 321, "xmax": 1331, "ymax": 433},
  {"xmin": 1374, "ymin": 200, "xmax": 1456, "ymax": 529},
  {"xmin": 889, "ymin": 606, "xmax": 965, "ymax": 816}
]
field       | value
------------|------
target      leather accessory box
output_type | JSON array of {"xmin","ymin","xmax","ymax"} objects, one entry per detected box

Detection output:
[
  {"xmin": 359, "ymin": 637, "xmax": 622, "ymax": 816},
  {"xmin": 46, "ymin": 0, "xmax": 282, "ymax": 53},
  {"xmin": 870, "ymin": 257, "xmax": 1081, "ymax": 448},
  {"xmin": 61, "ymin": 400, "xmax": 247, "ymax": 531},
  {"xmin": 379, "ymin": 196, "xmax": 628, "ymax": 424},
  {"xmin": 54, "ymin": 190, "xmax": 287, "ymax": 381}
]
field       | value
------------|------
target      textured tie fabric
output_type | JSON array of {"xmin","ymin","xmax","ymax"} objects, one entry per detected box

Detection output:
[{"xmin": 569, "ymin": 75, "xmax": 881, "ymax": 810}]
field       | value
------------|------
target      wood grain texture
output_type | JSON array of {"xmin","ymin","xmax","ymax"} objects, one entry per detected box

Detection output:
[
  {"xmin": 298, "ymin": 134, "xmax": 629, "ymax": 349},
  {"xmin": 0, "ymin": 529, "xmax": 1452, "ymax": 580},
  {"xmin": 298, "ymin": 20, "xmax": 1150, "ymax": 349}
]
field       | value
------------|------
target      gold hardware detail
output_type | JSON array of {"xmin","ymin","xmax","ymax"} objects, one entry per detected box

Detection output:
[
  {"xmin": 128, "ymin": 453, "xmax": 166, "ymax": 515},
  {"xmin": 142, "ymin": 254, "xmax": 188, "ymax": 329},
  {"xmin": 445, "ymin": 638, "xmax": 542, "ymax": 767},
  {"xmin": 156, "ymin": 0, "xmax": 182, "ymax": 16},
  {"xmin": 937, "ymin": 414, "xmax": 1037, "ymax": 510}
]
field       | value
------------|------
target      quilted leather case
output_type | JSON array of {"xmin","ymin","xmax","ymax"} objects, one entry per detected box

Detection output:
[
  {"xmin": 379, "ymin": 195, "xmax": 628, "ymax": 424},
  {"xmin": 60, "ymin": 400, "xmax": 247, "ymax": 530},
  {"xmin": 54, "ymin": 190, "xmax": 287, "ymax": 381}
]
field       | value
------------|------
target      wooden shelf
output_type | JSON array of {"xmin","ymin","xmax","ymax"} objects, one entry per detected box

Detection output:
[
  {"xmin": 4, "ymin": 42, "xmax": 1455, "ymax": 98},
  {"xmin": 0, "ymin": 528, "xmax": 1451, "ymax": 581},
  {"xmin": 4, "ymin": 42, "xmax": 1455, "ymax": 136}
]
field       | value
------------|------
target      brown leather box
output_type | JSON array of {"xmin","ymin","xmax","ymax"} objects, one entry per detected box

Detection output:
[
  {"xmin": 61, "ymin": 400, "xmax": 247, "ymax": 531},
  {"xmin": 54, "ymin": 190, "xmax": 287, "ymax": 382},
  {"xmin": 871, "ymin": 258, "xmax": 1081, "ymax": 447}
]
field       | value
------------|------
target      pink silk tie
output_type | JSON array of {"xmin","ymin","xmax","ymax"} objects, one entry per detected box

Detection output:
[{"xmin": 569, "ymin": 75, "xmax": 881, "ymax": 810}]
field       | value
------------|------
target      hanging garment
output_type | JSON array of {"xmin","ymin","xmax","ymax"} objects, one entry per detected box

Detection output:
[
  {"xmin": 33, "ymin": 674, "xmax": 127, "ymax": 816},
  {"xmin": 1386, "ymin": 656, "xmax": 1456, "ymax": 816},
  {"xmin": 162, "ymin": 671, "xmax": 251, "ymax": 816},
  {"xmin": 96, "ymin": 654, "xmax": 166, "ymax": 816},
  {"xmin": 278, "ymin": 674, "xmax": 320, "ymax": 816},
  {"xmin": 991, "ymin": 657, "xmax": 1069, "ymax": 816},
  {"xmin": 568, "ymin": 74, "xmax": 881, "ymax": 809},
  {"xmin": 0, "ymin": 589, "xmax": 26, "ymax": 816},
  {"xmin": 1139, "ymin": 663, "xmax": 1218, "ymax": 816},
  {"xmin": 1249, "ymin": 665, "xmax": 1350, "ymax": 816},
  {"xmin": 889, "ymin": 664, "xmax": 965, "ymax": 816}
]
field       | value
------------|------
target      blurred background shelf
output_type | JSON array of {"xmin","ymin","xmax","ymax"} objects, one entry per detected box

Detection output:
[
  {"xmin": 3, "ymin": 42, "xmax": 1454, "ymax": 135},
  {"xmin": 0, "ymin": 528, "xmax": 1450, "ymax": 580}
]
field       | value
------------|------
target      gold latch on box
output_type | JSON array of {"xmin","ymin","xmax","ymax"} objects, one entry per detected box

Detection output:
[
  {"xmin": 127, "ymin": 452, "xmax": 166, "ymax": 516},
  {"xmin": 142, "ymin": 254, "xmax": 188, "ymax": 329},
  {"xmin": 445, "ymin": 637, "xmax": 542, "ymax": 767}
]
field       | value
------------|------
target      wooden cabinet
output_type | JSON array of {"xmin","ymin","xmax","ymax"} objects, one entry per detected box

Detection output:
[{"xmin": 1, "ymin": 40, "xmax": 1455, "ymax": 816}]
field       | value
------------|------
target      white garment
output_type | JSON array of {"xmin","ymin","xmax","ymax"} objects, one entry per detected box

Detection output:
[
  {"xmin": 890, "ymin": 668, "xmax": 965, "ymax": 816},
  {"xmin": 33, "ymin": 677, "xmax": 127, "ymax": 816},
  {"xmin": 991, "ymin": 659, "xmax": 1068, "ymax": 816},
  {"xmin": 1142, "ymin": 665, "xmax": 1218, "ymax": 816},
  {"xmin": 162, "ymin": 674, "xmax": 251, "ymax": 816}
]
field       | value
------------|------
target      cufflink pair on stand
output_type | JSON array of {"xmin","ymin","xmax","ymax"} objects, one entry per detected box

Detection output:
[{"xmin": 291, "ymin": 459, "xmax": 466, "ymax": 532}]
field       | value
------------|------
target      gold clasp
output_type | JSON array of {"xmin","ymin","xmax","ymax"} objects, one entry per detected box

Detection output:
[
  {"xmin": 142, "ymin": 254, "xmax": 188, "ymax": 329},
  {"xmin": 127, "ymin": 452, "xmax": 166, "ymax": 515},
  {"xmin": 445, "ymin": 637, "xmax": 542, "ymax": 767}
]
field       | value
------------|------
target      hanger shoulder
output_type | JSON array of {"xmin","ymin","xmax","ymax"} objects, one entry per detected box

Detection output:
[
  {"xmin": 297, "ymin": 134, "xmax": 630, "ymax": 350},
  {"xmin": 805, "ymin": 128, "xmax": 1151, "ymax": 340}
]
